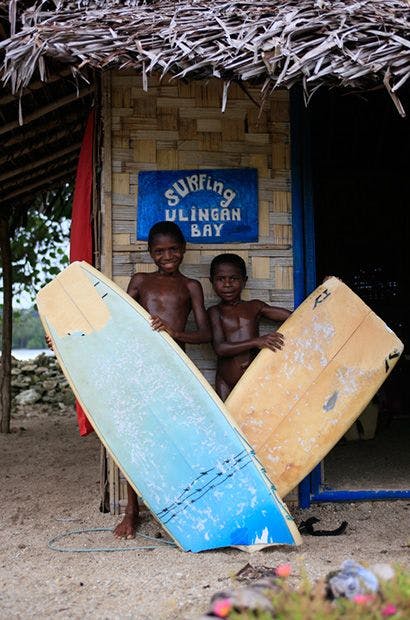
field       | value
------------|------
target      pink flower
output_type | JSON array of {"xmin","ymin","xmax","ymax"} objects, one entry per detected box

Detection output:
[
  {"xmin": 275, "ymin": 563, "xmax": 292, "ymax": 578},
  {"xmin": 352, "ymin": 594, "xmax": 375, "ymax": 605},
  {"xmin": 382, "ymin": 603, "xmax": 398, "ymax": 617},
  {"xmin": 211, "ymin": 598, "xmax": 233, "ymax": 618}
]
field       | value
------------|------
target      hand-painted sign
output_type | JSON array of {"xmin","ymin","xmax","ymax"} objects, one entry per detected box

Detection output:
[{"xmin": 137, "ymin": 168, "xmax": 258, "ymax": 243}]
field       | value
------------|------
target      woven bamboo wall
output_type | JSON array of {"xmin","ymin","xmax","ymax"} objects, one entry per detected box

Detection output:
[{"xmin": 101, "ymin": 71, "xmax": 294, "ymax": 513}]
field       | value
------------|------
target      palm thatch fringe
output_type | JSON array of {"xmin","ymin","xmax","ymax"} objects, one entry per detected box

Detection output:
[{"xmin": 1, "ymin": 0, "xmax": 409, "ymax": 114}]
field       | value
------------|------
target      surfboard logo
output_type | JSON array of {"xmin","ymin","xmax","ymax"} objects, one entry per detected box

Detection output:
[
  {"xmin": 313, "ymin": 288, "xmax": 331, "ymax": 309},
  {"xmin": 384, "ymin": 350, "xmax": 401, "ymax": 373}
]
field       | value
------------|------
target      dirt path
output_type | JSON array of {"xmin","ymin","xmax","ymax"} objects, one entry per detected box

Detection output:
[{"xmin": 1, "ymin": 406, "xmax": 409, "ymax": 619}]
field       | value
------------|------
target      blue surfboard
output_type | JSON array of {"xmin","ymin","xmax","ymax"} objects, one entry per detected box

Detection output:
[{"xmin": 36, "ymin": 262, "xmax": 301, "ymax": 552}]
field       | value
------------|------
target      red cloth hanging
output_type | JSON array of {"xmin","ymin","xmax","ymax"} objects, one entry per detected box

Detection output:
[{"xmin": 70, "ymin": 109, "xmax": 95, "ymax": 436}]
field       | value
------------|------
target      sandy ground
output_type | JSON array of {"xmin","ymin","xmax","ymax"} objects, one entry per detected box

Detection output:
[{"xmin": 1, "ymin": 405, "xmax": 409, "ymax": 620}]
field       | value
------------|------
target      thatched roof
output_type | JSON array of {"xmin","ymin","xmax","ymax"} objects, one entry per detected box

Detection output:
[
  {"xmin": 2, "ymin": 0, "xmax": 410, "ymax": 110},
  {"xmin": 0, "ymin": 0, "xmax": 409, "ymax": 212}
]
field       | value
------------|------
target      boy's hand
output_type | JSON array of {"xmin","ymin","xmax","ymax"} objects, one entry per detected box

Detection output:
[
  {"xmin": 256, "ymin": 332, "xmax": 284, "ymax": 352},
  {"xmin": 45, "ymin": 335, "xmax": 54, "ymax": 351},
  {"xmin": 150, "ymin": 315, "xmax": 176, "ymax": 339}
]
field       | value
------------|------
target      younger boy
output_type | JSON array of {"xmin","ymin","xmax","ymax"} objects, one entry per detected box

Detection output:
[
  {"xmin": 208, "ymin": 253, "xmax": 291, "ymax": 401},
  {"xmin": 114, "ymin": 221, "xmax": 211, "ymax": 539}
]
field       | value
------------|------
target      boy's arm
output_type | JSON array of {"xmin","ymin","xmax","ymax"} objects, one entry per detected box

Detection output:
[
  {"xmin": 176, "ymin": 279, "xmax": 212, "ymax": 344},
  {"xmin": 260, "ymin": 302, "xmax": 292, "ymax": 322},
  {"xmin": 208, "ymin": 305, "xmax": 284, "ymax": 357},
  {"xmin": 126, "ymin": 273, "xmax": 143, "ymax": 300}
]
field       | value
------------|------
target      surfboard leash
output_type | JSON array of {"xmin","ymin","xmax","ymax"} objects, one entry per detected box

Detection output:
[{"xmin": 48, "ymin": 527, "xmax": 176, "ymax": 553}]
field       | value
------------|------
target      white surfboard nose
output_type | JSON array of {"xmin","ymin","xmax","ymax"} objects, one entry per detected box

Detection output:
[{"xmin": 37, "ymin": 261, "xmax": 110, "ymax": 337}]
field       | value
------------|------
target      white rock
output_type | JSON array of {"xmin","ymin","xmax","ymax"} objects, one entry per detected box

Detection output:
[{"xmin": 15, "ymin": 388, "xmax": 42, "ymax": 405}]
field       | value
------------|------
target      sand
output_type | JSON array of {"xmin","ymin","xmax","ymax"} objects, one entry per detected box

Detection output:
[{"xmin": 1, "ymin": 405, "xmax": 409, "ymax": 619}]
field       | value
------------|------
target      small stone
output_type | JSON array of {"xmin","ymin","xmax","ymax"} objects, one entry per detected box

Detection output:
[
  {"xmin": 15, "ymin": 388, "xmax": 42, "ymax": 405},
  {"xmin": 43, "ymin": 380, "xmax": 58, "ymax": 390},
  {"xmin": 12, "ymin": 378, "xmax": 32, "ymax": 389},
  {"xmin": 21, "ymin": 364, "xmax": 37, "ymax": 372}
]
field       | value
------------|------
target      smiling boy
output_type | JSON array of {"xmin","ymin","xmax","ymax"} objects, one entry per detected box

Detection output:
[{"xmin": 208, "ymin": 253, "xmax": 291, "ymax": 401}]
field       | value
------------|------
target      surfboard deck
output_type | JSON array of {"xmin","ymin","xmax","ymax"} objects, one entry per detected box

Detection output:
[
  {"xmin": 226, "ymin": 277, "xmax": 403, "ymax": 498},
  {"xmin": 36, "ymin": 261, "xmax": 301, "ymax": 552}
]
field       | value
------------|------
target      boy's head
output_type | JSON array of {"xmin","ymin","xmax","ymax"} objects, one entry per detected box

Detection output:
[
  {"xmin": 210, "ymin": 254, "xmax": 248, "ymax": 303},
  {"xmin": 147, "ymin": 221, "xmax": 186, "ymax": 249},
  {"xmin": 210, "ymin": 253, "xmax": 247, "ymax": 281},
  {"xmin": 148, "ymin": 221, "xmax": 186, "ymax": 274}
]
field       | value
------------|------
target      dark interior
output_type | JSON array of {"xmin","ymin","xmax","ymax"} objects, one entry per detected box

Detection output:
[{"xmin": 308, "ymin": 87, "xmax": 410, "ymax": 490}]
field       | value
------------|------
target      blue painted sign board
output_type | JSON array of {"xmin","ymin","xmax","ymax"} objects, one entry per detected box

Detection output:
[{"xmin": 137, "ymin": 168, "xmax": 258, "ymax": 243}]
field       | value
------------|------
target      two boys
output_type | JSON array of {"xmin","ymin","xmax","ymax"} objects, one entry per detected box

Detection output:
[{"xmin": 115, "ymin": 222, "xmax": 290, "ymax": 539}]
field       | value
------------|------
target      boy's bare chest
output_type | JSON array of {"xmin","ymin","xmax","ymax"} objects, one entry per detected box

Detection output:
[
  {"xmin": 219, "ymin": 305, "xmax": 259, "ymax": 339},
  {"xmin": 139, "ymin": 278, "xmax": 191, "ymax": 314}
]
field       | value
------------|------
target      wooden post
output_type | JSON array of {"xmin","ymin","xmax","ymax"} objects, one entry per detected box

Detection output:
[
  {"xmin": 0, "ymin": 216, "xmax": 12, "ymax": 433},
  {"xmin": 102, "ymin": 72, "xmax": 113, "ymax": 278}
]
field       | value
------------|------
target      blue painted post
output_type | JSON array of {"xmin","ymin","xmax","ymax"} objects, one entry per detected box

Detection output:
[
  {"xmin": 290, "ymin": 88, "xmax": 306, "ymax": 309},
  {"xmin": 311, "ymin": 489, "xmax": 410, "ymax": 502},
  {"xmin": 290, "ymin": 87, "xmax": 314, "ymax": 509}
]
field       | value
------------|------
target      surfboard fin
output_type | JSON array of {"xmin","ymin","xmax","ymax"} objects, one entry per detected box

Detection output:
[{"xmin": 298, "ymin": 516, "xmax": 348, "ymax": 536}]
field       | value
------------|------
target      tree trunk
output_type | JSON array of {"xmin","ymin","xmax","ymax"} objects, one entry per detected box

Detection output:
[{"xmin": 0, "ymin": 216, "xmax": 12, "ymax": 433}]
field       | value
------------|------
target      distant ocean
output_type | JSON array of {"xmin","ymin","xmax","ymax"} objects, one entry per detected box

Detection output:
[{"xmin": 10, "ymin": 349, "xmax": 54, "ymax": 361}]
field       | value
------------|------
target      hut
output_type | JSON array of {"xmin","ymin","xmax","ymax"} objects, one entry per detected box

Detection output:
[{"xmin": 1, "ymin": 0, "xmax": 409, "ymax": 510}]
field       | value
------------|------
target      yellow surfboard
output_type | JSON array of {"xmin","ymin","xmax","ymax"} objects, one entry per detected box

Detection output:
[{"xmin": 226, "ymin": 277, "xmax": 403, "ymax": 498}]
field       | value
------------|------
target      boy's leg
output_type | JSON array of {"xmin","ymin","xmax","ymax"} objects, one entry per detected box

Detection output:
[
  {"xmin": 113, "ymin": 481, "xmax": 140, "ymax": 539},
  {"xmin": 215, "ymin": 373, "xmax": 232, "ymax": 402}
]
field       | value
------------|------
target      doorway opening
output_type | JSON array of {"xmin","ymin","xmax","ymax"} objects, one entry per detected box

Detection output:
[{"xmin": 309, "ymin": 87, "xmax": 410, "ymax": 494}]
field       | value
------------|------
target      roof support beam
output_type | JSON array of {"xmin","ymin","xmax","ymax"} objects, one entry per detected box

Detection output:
[
  {"xmin": 0, "ymin": 87, "xmax": 94, "ymax": 136},
  {"xmin": 0, "ymin": 166, "xmax": 77, "ymax": 205},
  {"xmin": 0, "ymin": 153, "xmax": 79, "ymax": 194},
  {"xmin": 0, "ymin": 69, "xmax": 74, "ymax": 106},
  {"xmin": 0, "ymin": 124, "xmax": 83, "ymax": 167},
  {"xmin": 3, "ymin": 115, "xmax": 81, "ymax": 148},
  {"xmin": 0, "ymin": 143, "xmax": 82, "ymax": 184}
]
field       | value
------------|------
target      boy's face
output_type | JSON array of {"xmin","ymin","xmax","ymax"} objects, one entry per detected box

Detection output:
[
  {"xmin": 211, "ymin": 263, "xmax": 247, "ymax": 304},
  {"xmin": 149, "ymin": 234, "xmax": 185, "ymax": 274}
]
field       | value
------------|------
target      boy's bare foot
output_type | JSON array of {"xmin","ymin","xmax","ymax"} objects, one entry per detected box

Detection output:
[
  {"xmin": 115, "ymin": 483, "xmax": 140, "ymax": 538},
  {"xmin": 113, "ymin": 514, "xmax": 139, "ymax": 539}
]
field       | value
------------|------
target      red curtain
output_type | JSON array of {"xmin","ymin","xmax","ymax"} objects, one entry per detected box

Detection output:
[{"xmin": 70, "ymin": 109, "xmax": 95, "ymax": 436}]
